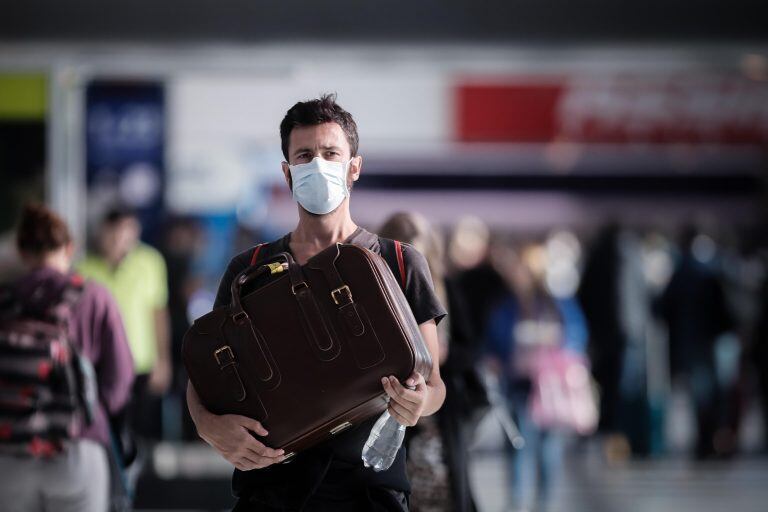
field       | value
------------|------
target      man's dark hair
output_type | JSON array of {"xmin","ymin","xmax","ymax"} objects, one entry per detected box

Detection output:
[
  {"xmin": 279, "ymin": 93, "xmax": 359, "ymax": 160},
  {"xmin": 103, "ymin": 206, "xmax": 137, "ymax": 226}
]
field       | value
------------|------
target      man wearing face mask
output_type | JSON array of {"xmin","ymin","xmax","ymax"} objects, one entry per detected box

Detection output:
[{"xmin": 186, "ymin": 94, "xmax": 447, "ymax": 511}]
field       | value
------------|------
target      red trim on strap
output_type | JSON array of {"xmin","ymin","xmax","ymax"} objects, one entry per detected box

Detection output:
[
  {"xmin": 250, "ymin": 244, "xmax": 265, "ymax": 266},
  {"xmin": 394, "ymin": 240, "xmax": 406, "ymax": 290}
]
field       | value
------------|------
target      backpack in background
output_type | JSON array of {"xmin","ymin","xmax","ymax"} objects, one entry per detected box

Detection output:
[{"xmin": 0, "ymin": 275, "xmax": 97, "ymax": 457}]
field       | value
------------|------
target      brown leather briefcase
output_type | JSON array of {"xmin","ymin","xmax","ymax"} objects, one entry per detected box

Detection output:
[{"xmin": 182, "ymin": 242, "xmax": 432, "ymax": 460}]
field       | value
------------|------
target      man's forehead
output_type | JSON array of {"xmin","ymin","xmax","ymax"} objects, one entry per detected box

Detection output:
[{"xmin": 289, "ymin": 122, "xmax": 349, "ymax": 151}]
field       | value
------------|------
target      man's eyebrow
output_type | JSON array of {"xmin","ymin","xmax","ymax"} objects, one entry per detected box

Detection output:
[
  {"xmin": 291, "ymin": 146, "xmax": 313, "ymax": 156},
  {"xmin": 291, "ymin": 144, "xmax": 342, "ymax": 156}
]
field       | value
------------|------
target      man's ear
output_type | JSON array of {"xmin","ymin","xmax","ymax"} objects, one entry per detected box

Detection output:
[
  {"xmin": 349, "ymin": 155, "xmax": 362, "ymax": 182},
  {"xmin": 281, "ymin": 162, "xmax": 292, "ymax": 189}
]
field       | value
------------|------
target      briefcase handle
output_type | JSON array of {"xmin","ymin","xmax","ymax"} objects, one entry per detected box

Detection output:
[
  {"xmin": 230, "ymin": 252, "xmax": 309, "ymax": 315},
  {"xmin": 229, "ymin": 251, "xmax": 342, "ymax": 362}
]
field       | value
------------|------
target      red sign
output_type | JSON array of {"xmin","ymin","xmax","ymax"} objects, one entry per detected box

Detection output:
[{"xmin": 456, "ymin": 75, "xmax": 768, "ymax": 145}]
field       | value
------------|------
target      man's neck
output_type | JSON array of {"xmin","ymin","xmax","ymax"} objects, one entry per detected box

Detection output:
[
  {"xmin": 291, "ymin": 203, "xmax": 358, "ymax": 250},
  {"xmin": 27, "ymin": 252, "xmax": 70, "ymax": 275},
  {"xmin": 104, "ymin": 245, "xmax": 135, "ymax": 271}
]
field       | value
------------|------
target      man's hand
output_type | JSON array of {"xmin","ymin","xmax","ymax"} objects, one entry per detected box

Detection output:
[
  {"xmin": 188, "ymin": 381, "xmax": 284, "ymax": 471},
  {"xmin": 151, "ymin": 307, "xmax": 172, "ymax": 395},
  {"xmin": 382, "ymin": 372, "xmax": 429, "ymax": 426},
  {"xmin": 196, "ymin": 412, "xmax": 286, "ymax": 471}
]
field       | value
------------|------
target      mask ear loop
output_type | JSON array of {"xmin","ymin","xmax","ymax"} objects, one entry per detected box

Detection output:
[{"xmin": 343, "ymin": 157, "xmax": 354, "ymax": 197}]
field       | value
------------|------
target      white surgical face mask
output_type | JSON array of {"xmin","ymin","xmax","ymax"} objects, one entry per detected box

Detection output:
[{"xmin": 289, "ymin": 157, "xmax": 350, "ymax": 215}]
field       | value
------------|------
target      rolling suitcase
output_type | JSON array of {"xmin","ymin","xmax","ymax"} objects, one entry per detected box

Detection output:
[{"xmin": 182, "ymin": 241, "xmax": 432, "ymax": 459}]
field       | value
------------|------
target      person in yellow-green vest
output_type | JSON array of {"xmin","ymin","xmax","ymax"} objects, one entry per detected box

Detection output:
[{"xmin": 78, "ymin": 207, "xmax": 171, "ymax": 440}]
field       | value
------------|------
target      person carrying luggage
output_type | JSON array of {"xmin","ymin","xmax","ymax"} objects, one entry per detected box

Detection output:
[{"xmin": 186, "ymin": 94, "xmax": 447, "ymax": 511}]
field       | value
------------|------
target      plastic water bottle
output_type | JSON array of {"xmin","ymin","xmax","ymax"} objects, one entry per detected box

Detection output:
[{"xmin": 361, "ymin": 409, "xmax": 405, "ymax": 471}]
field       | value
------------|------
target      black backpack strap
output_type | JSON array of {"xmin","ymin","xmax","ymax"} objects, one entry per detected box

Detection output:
[
  {"xmin": 38, "ymin": 276, "xmax": 84, "ymax": 333},
  {"xmin": 378, "ymin": 237, "xmax": 407, "ymax": 292},
  {"xmin": 58, "ymin": 275, "xmax": 85, "ymax": 319},
  {"xmin": 249, "ymin": 243, "xmax": 268, "ymax": 266},
  {"xmin": 248, "ymin": 240, "xmax": 289, "ymax": 268}
]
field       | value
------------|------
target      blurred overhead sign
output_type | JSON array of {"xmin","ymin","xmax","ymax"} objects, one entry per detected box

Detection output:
[
  {"xmin": 457, "ymin": 75, "xmax": 768, "ymax": 145},
  {"xmin": 85, "ymin": 81, "xmax": 165, "ymax": 239}
]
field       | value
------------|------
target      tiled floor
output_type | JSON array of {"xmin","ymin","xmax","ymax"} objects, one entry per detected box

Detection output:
[{"xmin": 470, "ymin": 450, "xmax": 768, "ymax": 512}]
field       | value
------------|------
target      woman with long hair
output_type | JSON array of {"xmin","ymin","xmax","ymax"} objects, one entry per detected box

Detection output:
[{"xmin": 380, "ymin": 211, "xmax": 484, "ymax": 512}]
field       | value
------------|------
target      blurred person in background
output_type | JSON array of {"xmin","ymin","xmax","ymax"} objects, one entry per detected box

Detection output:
[
  {"xmin": 380, "ymin": 211, "xmax": 487, "ymax": 512},
  {"xmin": 78, "ymin": 207, "xmax": 171, "ymax": 441},
  {"xmin": 755, "ymin": 262, "xmax": 768, "ymax": 452},
  {"xmin": 718, "ymin": 232, "xmax": 765, "ymax": 454},
  {"xmin": 159, "ymin": 216, "xmax": 206, "ymax": 441},
  {"xmin": 449, "ymin": 217, "xmax": 508, "ymax": 344},
  {"xmin": 578, "ymin": 224, "xmax": 653, "ymax": 459},
  {"xmin": 486, "ymin": 241, "xmax": 589, "ymax": 512},
  {"xmin": 659, "ymin": 226, "xmax": 735, "ymax": 459},
  {"xmin": 0, "ymin": 204, "xmax": 134, "ymax": 512}
]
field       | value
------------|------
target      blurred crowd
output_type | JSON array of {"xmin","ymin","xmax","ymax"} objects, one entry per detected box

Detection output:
[{"xmin": 1, "ymin": 204, "xmax": 767, "ymax": 512}]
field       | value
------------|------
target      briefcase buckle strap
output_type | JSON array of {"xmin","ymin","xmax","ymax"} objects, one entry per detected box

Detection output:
[
  {"xmin": 331, "ymin": 285, "xmax": 352, "ymax": 305},
  {"xmin": 214, "ymin": 345, "xmax": 247, "ymax": 402},
  {"xmin": 214, "ymin": 345, "xmax": 235, "ymax": 368},
  {"xmin": 232, "ymin": 311, "xmax": 248, "ymax": 324},
  {"xmin": 291, "ymin": 281, "xmax": 309, "ymax": 295}
]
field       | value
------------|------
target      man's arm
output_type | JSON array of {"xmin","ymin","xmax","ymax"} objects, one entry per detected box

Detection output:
[
  {"xmin": 186, "ymin": 252, "xmax": 285, "ymax": 471},
  {"xmin": 148, "ymin": 307, "xmax": 172, "ymax": 395},
  {"xmin": 95, "ymin": 288, "xmax": 136, "ymax": 414},
  {"xmin": 187, "ymin": 381, "xmax": 286, "ymax": 471},
  {"xmin": 382, "ymin": 319, "xmax": 446, "ymax": 425}
]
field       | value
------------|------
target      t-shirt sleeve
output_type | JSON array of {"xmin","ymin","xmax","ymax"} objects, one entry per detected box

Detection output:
[
  {"xmin": 89, "ymin": 285, "xmax": 135, "ymax": 414},
  {"xmin": 148, "ymin": 249, "xmax": 169, "ymax": 309},
  {"xmin": 213, "ymin": 251, "xmax": 251, "ymax": 309},
  {"xmin": 401, "ymin": 244, "xmax": 447, "ymax": 326}
]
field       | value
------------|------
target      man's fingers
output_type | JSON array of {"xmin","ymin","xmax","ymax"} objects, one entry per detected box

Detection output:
[
  {"xmin": 250, "ymin": 441, "xmax": 284, "ymax": 459},
  {"xmin": 387, "ymin": 405, "xmax": 412, "ymax": 427},
  {"xmin": 233, "ymin": 451, "xmax": 285, "ymax": 471},
  {"xmin": 405, "ymin": 372, "xmax": 427, "ymax": 394},
  {"xmin": 382, "ymin": 377, "xmax": 420, "ymax": 405},
  {"xmin": 234, "ymin": 453, "xmax": 261, "ymax": 470},
  {"xmin": 246, "ymin": 453, "xmax": 285, "ymax": 467},
  {"xmin": 388, "ymin": 401, "xmax": 416, "ymax": 426},
  {"xmin": 239, "ymin": 416, "xmax": 269, "ymax": 436},
  {"xmin": 238, "ymin": 430, "xmax": 284, "ymax": 458},
  {"xmin": 404, "ymin": 372, "xmax": 425, "ymax": 388},
  {"xmin": 385, "ymin": 388, "xmax": 417, "ymax": 410}
]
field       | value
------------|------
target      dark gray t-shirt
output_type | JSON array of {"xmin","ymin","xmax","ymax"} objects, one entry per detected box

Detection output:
[{"xmin": 212, "ymin": 227, "xmax": 446, "ymax": 504}]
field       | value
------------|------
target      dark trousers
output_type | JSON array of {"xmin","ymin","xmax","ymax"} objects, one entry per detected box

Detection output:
[
  {"xmin": 128, "ymin": 373, "xmax": 164, "ymax": 441},
  {"xmin": 234, "ymin": 487, "xmax": 408, "ymax": 512}
]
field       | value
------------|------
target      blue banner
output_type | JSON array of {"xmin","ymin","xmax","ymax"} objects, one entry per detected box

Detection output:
[{"xmin": 85, "ymin": 81, "xmax": 165, "ymax": 242}]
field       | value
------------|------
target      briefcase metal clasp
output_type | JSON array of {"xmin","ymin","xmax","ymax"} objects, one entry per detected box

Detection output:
[
  {"xmin": 330, "ymin": 421, "xmax": 352, "ymax": 435},
  {"xmin": 266, "ymin": 262, "xmax": 287, "ymax": 275},
  {"xmin": 331, "ymin": 285, "xmax": 352, "ymax": 305}
]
